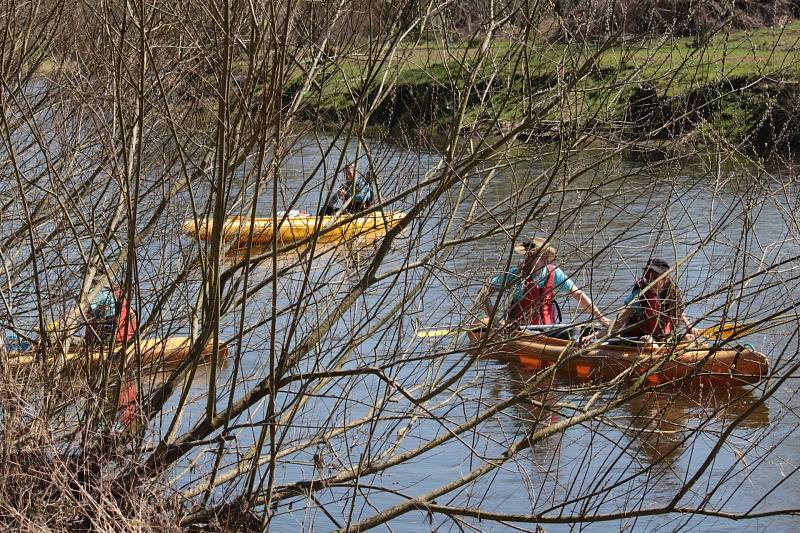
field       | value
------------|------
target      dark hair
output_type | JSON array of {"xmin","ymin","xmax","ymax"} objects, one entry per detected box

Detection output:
[
  {"xmin": 636, "ymin": 260, "xmax": 684, "ymax": 323},
  {"xmin": 644, "ymin": 258, "xmax": 670, "ymax": 275}
]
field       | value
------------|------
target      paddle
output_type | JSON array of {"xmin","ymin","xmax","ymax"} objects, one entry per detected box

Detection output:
[
  {"xmin": 417, "ymin": 321, "xmax": 758, "ymax": 341},
  {"xmin": 327, "ymin": 194, "xmax": 354, "ymax": 224},
  {"xmin": 699, "ymin": 322, "xmax": 755, "ymax": 341},
  {"xmin": 416, "ymin": 328, "xmax": 463, "ymax": 338},
  {"xmin": 415, "ymin": 323, "xmax": 578, "ymax": 338}
]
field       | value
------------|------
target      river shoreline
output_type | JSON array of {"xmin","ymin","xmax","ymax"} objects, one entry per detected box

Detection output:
[{"xmin": 289, "ymin": 24, "xmax": 800, "ymax": 161}]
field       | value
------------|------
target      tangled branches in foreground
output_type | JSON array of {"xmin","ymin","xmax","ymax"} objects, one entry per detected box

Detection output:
[{"xmin": 1, "ymin": 0, "xmax": 800, "ymax": 531}]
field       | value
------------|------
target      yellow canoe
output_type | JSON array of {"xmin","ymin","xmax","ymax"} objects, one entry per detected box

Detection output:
[
  {"xmin": 182, "ymin": 212, "xmax": 406, "ymax": 246},
  {"xmin": 7, "ymin": 336, "xmax": 228, "ymax": 372}
]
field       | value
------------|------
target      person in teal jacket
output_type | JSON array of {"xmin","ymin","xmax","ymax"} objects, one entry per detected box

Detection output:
[
  {"xmin": 84, "ymin": 285, "xmax": 138, "ymax": 349},
  {"xmin": 325, "ymin": 163, "xmax": 373, "ymax": 215},
  {"xmin": 479, "ymin": 237, "xmax": 610, "ymax": 328}
]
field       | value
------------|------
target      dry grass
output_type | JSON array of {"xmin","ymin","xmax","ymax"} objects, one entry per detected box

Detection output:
[{"xmin": 0, "ymin": 371, "xmax": 177, "ymax": 532}]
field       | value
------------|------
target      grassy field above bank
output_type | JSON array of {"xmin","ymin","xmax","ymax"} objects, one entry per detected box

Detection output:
[{"xmin": 293, "ymin": 22, "xmax": 800, "ymax": 157}]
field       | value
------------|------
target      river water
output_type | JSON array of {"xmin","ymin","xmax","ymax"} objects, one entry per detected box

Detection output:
[{"xmin": 157, "ymin": 136, "xmax": 800, "ymax": 532}]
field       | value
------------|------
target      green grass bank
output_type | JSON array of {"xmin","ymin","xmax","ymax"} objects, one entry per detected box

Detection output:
[{"xmin": 291, "ymin": 23, "xmax": 800, "ymax": 158}]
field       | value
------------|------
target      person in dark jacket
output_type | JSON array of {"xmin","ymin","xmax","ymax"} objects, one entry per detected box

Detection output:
[
  {"xmin": 589, "ymin": 258, "xmax": 701, "ymax": 346},
  {"xmin": 325, "ymin": 164, "xmax": 373, "ymax": 215}
]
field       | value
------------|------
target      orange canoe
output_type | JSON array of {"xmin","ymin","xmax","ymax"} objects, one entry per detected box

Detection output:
[
  {"xmin": 182, "ymin": 212, "xmax": 405, "ymax": 247},
  {"xmin": 467, "ymin": 326, "xmax": 768, "ymax": 387}
]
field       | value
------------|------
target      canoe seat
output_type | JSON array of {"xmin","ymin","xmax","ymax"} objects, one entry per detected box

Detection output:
[
  {"xmin": 540, "ymin": 328, "xmax": 573, "ymax": 340},
  {"xmin": 526, "ymin": 325, "xmax": 597, "ymax": 341},
  {"xmin": 602, "ymin": 337, "xmax": 649, "ymax": 347}
]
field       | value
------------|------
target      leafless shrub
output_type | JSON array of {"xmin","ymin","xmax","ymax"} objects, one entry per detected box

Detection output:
[{"xmin": 1, "ymin": 0, "xmax": 799, "ymax": 531}]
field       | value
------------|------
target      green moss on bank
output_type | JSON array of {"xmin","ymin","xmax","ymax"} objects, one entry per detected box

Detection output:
[{"xmin": 293, "ymin": 22, "xmax": 800, "ymax": 157}]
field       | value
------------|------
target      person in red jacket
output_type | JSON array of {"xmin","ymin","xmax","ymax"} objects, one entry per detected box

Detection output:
[
  {"xmin": 479, "ymin": 237, "xmax": 610, "ymax": 328},
  {"xmin": 600, "ymin": 259, "xmax": 700, "ymax": 345}
]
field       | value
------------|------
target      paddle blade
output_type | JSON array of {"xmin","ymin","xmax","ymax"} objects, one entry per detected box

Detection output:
[
  {"xmin": 415, "ymin": 328, "xmax": 458, "ymax": 338},
  {"xmin": 701, "ymin": 322, "xmax": 755, "ymax": 341}
]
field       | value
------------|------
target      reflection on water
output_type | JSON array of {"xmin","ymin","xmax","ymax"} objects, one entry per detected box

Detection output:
[
  {"xmin": 503, "ymin": 362, "xmax": 769, "ymax": 469},
  {"xmin": 472, "ymin": 359, "xmax": 777, "ymax": 528},
  {"xmin": 623, "ymin": 387, "xmax": 770, "ymax": 464}
]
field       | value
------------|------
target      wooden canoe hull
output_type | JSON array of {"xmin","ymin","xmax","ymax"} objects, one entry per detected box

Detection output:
[
  {"xmin": 8, "ymin": 336, "xmax": 227, "ymax": 372},
  {"xmin": 183, "ymin": 212, "xmax": 405, "ymax": 246},
  {"xmin": 467, "ymin": 328, "xmax": 768, "ymax": 387}
]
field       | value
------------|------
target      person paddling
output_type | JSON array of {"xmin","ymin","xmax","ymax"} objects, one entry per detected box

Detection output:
[
  {"xmin": 84, "ymin": 282, "xmax": 141, "ymax": 428},
  {"xmin": 84, "ymin": 284, "xmax": 138, "ymax": 350},
  {"xmin": 326, "ymin": 163, "xmax": 373, "ymax": 215},
  {"xmin": 479, "ymin": 237, "xmax": 610, "ymax": 329},
  {"xmin": 592, "ymin": 258, "xmax": 700, "ymax": 345}
]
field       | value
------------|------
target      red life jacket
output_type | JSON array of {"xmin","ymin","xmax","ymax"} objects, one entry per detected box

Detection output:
[
  {"xmin": 113, "ymin": 288, "xmax": 138, "ymax": 344},
  {"xmin": 117, "ymin": 380, "xmax": 138, "ymax": 427},
  {"xmin": 626, "ymin": 288, "xmax": 673, "ymax": 339},
  {"xmin": 507, "ymin": 265, "xmax": 558, "ymax": 326}
]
